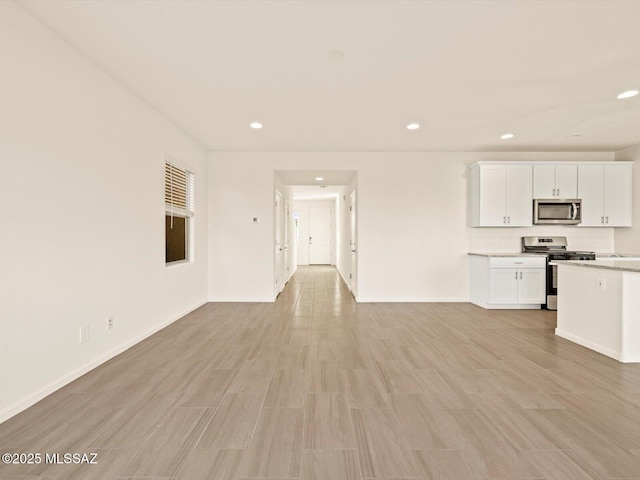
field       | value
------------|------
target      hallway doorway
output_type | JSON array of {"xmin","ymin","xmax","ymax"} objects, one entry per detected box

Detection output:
[{"xmin": 274, "ymin": 170, "xmax": 358, "ymax": 301}]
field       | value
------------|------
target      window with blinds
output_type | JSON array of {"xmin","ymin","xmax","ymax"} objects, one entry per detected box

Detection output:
[
  {"xmin": 165, "ymin": 161, "xmax": 194, "ymax": 263},
  {"xmin": 165, "ymin": 162, "xmax": 195, "ymax": 218}
]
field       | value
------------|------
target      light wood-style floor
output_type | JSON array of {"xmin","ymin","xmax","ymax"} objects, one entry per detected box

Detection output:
[{"xmin": 3, "ymin": 265, "xmax": 640, "ymax": 479}]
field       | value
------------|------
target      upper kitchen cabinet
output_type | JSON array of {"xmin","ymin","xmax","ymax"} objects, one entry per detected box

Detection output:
[
  {"xmin": 468, "ymin": 162, "xmax": 532, "ymax": 227},
  {"xmin": 578, "ymin": 163, "xmax": 632, "ymax": 227},
  {"xmin": 533, "ymin": 164, "xmax": 577, "ymax": 198}
]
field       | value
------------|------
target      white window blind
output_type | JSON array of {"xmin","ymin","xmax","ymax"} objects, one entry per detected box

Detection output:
[{"xmin": 165, "ymin": 161, "xmax": 195, "ymax": 218}]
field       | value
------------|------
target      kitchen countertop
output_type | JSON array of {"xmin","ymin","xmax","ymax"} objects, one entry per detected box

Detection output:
[
  {"xmin": 467, "ymin": 252, "xmax": 545, "ymax": 257},
  {"xmin": 596, "ymin": 253, "xmax": 640, "ymax": 258},
  {"xmin": 560, "ymin": 259, "xmax": 640, "ymax": 273}
]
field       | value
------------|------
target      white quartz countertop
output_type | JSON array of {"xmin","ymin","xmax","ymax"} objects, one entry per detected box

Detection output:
[
  {"xmin": 596, "ymin": 253, "xmax": 640, "ymax": 258},
  {"xmin": 559, "ymin": 259, "xmax": 640, "ymax": 273},
  {"xmin": 467, "ymin": 252, "xmax": 545, "ymax": 257}
]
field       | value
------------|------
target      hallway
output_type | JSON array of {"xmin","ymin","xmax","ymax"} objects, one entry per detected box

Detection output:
[{"xmin": 2, "ymin": 266, "xmax": 640, "ymax": 479}]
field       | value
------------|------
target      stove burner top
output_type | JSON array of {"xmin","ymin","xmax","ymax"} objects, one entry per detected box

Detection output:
[
  {"xmin": 521, "ymin": 236, "xmax": 595, "ymax": 260},
  {"xmin": 547, "ymin": 251, "xmax": 596, "ymax": 261}
]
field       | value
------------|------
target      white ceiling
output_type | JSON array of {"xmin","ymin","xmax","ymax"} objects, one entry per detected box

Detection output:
[
  {"xmin": 291, "ymin": 185, "xmax": 342, "ymax": 201},
  {"xmin": 277, "ymin": 171, "xmax": 353, "ymax": 200},
  {"xmin": 276, "ymin": 170, "xmax": 356, "ymax": 186},
  {"xmin": 18, "ymin": 0, "xmax": 640, "ymax": 152}
]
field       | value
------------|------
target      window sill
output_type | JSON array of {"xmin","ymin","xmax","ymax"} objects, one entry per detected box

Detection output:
[{"xmin": 166, "ymin": 259, "xmax": 192, "ymax": 268}]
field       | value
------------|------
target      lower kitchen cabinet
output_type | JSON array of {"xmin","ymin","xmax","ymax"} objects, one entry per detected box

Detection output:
[{"xmin": 470, "ymin": 255, "xmax": 546, "ymax": 309}]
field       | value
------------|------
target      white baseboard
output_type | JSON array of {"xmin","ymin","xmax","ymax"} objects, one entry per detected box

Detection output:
[
  {"xmin": 470, "ymin": 301, "xmax": 542, "ymax": 310},
  {"xmin": 357, "ymin": 297, "xmax": 468, "ymax": 303},
  {"xmin": 555, "ymin": 328, "xmax": 623, "ymax": 362},
  {"xmin": 619, "ymin": 352, "xmax": 640, "ymax": 363},
  {"xmin": 0, "ymin": 300, "xmax": 207, "ymax": 425},
  {"xmin": 207, "ymin": 296, "xmax": 275, "ymax": 303}
]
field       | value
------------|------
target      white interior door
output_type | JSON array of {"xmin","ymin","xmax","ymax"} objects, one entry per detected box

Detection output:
[
  {"xmin": 284, "ymin": 199, "xmax": 290, "ymax": 281},
  {"xmin": 350, "ymin": 191, "xmax": 357, "ymax": 294},
  {"xmin": 309, "ymin": 206, "xmax": 331, "ymax": 264},
  {"xmin": 275, "ymin": 191, "xmax": 284, "ymax": 293}
]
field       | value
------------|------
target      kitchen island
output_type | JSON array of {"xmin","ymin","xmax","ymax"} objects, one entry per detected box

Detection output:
[{"xmin": 557, "ymin": 260, "xmax": 640, "ymax": 363}]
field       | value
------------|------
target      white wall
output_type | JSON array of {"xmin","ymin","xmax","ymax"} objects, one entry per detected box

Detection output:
[
  {"xmin": 293, "ymin": 199, "xmax": 336, "ymax": 266},
  {"xmin": 615, "ymin": 145, "xmax": 640, "ymax": 253},
  {"xmin": 208, "ymin": 151, "xmax": 613, "ymax": 303},
  {"xmin": 0, "ymin": 2, "xmax": 208, "ymax": 422}
]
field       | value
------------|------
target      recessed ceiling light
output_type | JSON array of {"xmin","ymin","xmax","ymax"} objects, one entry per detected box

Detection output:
[
  {"xmin": 617, "ymin": 90, "xmax": 639, "ymax": 99},
  {"xmin": 567, "ymin": 134, "xmax": 582, "ymax": 138},
  {"xmin": 406, "ymin": 123, "xmax": 420, "ymax": 130},
  {"xmin": 249, "ymin": 122, "xmax": 263, "ymax": 129},
  {"xmin": 315, "ymin": 177, "xmax": 324, "ymax": 181},
  {"xmin": 500, "ymin": 133, "xmax": 514, "ymax": 139}
]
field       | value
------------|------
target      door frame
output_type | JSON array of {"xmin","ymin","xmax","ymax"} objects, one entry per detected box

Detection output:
[
  {"xmin": 349, "ymin": 189, "xmax": 357, "ymax": 298},
  {"xmin": 274, "ymin": 190, "xmax": 284, "ymax": 296},
  {"xmin": 284, "ymin": 198, "xmax": 290, "ymax": 283}
]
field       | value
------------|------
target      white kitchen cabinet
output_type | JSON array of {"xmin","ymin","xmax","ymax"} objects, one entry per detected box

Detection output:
[
  {"xmin": 470, "ymin": 255, "xmax": 546, "ymax": 309},
  {"xmin": 488, "ymin": 268, "xmax": 519, "ymax": 304},
  {"xmin": 533, "ymin": 164, "xmax": 577, "ymax": 198},
  {"xmin": 468, "ymin": 163, "xmax": 532, "ymax": 227},
  {"xmin": 517, "ymin": 269, "xmax": 547, "ymax": 304},
  {"xmin": 578, "ymin": 163, "xmax": 632, "ymax": 227}
]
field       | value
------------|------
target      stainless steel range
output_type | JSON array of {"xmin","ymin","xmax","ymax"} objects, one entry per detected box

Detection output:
[{"xmin": 522, "ymin": 236, "xmax": 596, "ymax": 310}]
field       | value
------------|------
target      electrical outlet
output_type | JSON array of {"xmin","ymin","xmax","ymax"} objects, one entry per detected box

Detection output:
[
  {"xmin": 107, "ymin": 316, "xmax": 114, "ymax": 330},
  {"xmin": 79, "ymin": 324, "xmax": 89, "ymax": 343},
  {"xmin": 597, "ymin": 278, "xmax": 606, "ymax": 291}
]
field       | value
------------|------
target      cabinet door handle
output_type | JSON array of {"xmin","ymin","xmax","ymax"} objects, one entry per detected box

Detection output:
[
  {"xmin": 503, "ymin": 216, "xmax": 506, "ymax": 224},
  {"xmin": 601, "ymin": 216, "xmax": 604, "ymax": 224},
  {"xmin": 515, "ymin": 271, "xmax": 518, "ymax": 280},
  {"xmin": 557, "ymin": 188, "xmax": 560, "ymax": 196},
  {"xmin": 520, "ymin": 271, "xmax": 523, "ymax": 280},
  {"xmin": 552, "ymin": 188, "xmax": 556, "ymax": 196},
  {"xmin": 606, "ymin": 216, "xmax": 609, "ymax": 224},
  {"xmin": 507, "ymin": 216, "xmax": 511, "ymax": 224}
]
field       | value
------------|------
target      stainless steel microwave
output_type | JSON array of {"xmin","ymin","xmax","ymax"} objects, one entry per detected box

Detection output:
[{"xmin": 533, "ymin": 199, "xmax": 582, "ymax": 225}]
